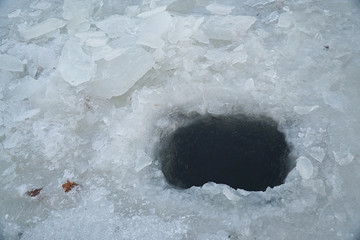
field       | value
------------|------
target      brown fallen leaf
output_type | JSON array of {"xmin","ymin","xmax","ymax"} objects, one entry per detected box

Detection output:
[
  {"xmin": 26, "ymin": 188, "xmax": 42, "ymax": 197},
  {"xmin": 62, "ymin": 180, "xmax": 78, "ymax": 193}
]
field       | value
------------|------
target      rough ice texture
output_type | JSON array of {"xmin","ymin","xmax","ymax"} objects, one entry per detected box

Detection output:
[
  {"xmin": 137, "ymin": 6, "xmax": 167, "ymax": 18},
  {"xmin": 203, "ymin": 15, "xmax": 257, "ymax": 41},
  {"xmin": 333, "ymin": 151, "xmax": 354, "ymax": 166},
  {"xmin": 168, "ymin": 16, "xmax": 204, "ymax": 44},
  {"xmin": 63, "ymin": 0, "xmax": 101, "ymax": 20},
  {"xmin": 58, "ymin": 40, "xmax": 95, "ymax": 86},
  {"xmin": 206, "ymin": 3, "xmax": 234, "ymax": 15},
  {"xmin": 205, "ymin": 49, "xmax": 247, "ymax": 64},
  {"xmin": 308, "ymin": 146, "xmax": 325, "ymax": 163},
  {"xmin": 1, "ymin": 0, "xmax": 360, "ymax": 239},
  {"xmin": 95, "ymin": 15, "xmax": 135, "ymax": 38},
  {"xmin": 30, "ymin": 0, "xmax": 51, "ymax": 10},
  {"xmin": 19, "ymin": 18, "xmax": 66, "ymax": 40},
  {"xmin": 20, "ymin": 200, "xmax": 188, "ymax": 240},
  {"xmin": 293, "ymin": 105, "xmax": 319, "ymax": 115},
  {"xmin": 8, "ymin": 77, "xmax": 45, "ymax": 101},
  {"xmin": 13, "ymin": 108, "xmax": 41, "ymax": 122},
  {"xmin": 264, "ymin": 11, "xmax": 279, "ymax": 24},
  {"xmin": 0, "ymin": 54, "xmax": 23, "ymax": 72}
]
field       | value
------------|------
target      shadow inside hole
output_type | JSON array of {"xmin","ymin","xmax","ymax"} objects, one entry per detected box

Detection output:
[{"xmin": 158, "ymin": 113, "xmax": 294, "ymax": 191}]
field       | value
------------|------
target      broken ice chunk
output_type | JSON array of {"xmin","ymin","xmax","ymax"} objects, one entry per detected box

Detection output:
[
  {"xmin": 277, "ymin": 12, "xmax": 294, "ymax": 28},
  {"xmin": 8, "ymin": 9, "xmax": 21, "ymax": 18},
  {"xmin": 203, "ymin": 16, "xmax": 256, "ymax": 41},
  {"xmin": 90, "ymin": 187, "xmax": 109, "ymax": 202},
  {"xmin": 1, "ymin": 164, "xmax": 16, "ymax": 177},
  {"xmin": 0, "ymin": 54, "xmax": 23, "ymax": 72},
  {"xmin": 30, "ymin": 0, "xmax": 51, "ymax": 10},
  {"xmin": 135, "ymin": 150, "xmax": 152, "ymax": 172},
  {"xmin": 308, "ymin": 146, "xmax": 326, "ymax": 162},
  {"xmin": 58, "ymin": 40, "xmax": 95, "ymax": 86},
  {"xmin": 168, "ymin": 16, "xmax": 204, "ymax": 44},
  {"xmin": 232, "ymin": 45, "xmax": 248, "ymax": 64},
  {"xmin": 246, "ymin": 0, "xmax": 276, "ymax": 7},
  {"xmin": 13, "ymin": 108, "xmax": 41, "ymax": 122},
  {"xmin": 137, "ymin": 12, "xmax": 172, "ymax": 48},
  {"xmin": 264, "ymin": 11, "xmax": 279, "ymax": 24},
  {"xmin": 222, "ymin": 186, "xmax": 241, "ymax": 201},
  {"xmin": 19, "ymin": 18, "xmax": 66, "ymax": 40},
  {"xmin": 3, "ymin": 132, "xmax": 22, "ymax": 149},
  {"xmin": 75, "ymin": 31, "xmax": 108, "ymax": 47},
  {"xmin": 333, "ymin": 151, "xmax": 354, "ymax": 166},
  {"xmin": 303, "ymin": 179, "xmax": 326, "ymax": 196},
  {"xmin": 90, "ymin": 45, "xmax": 114, "ymax": 61},
  {"xmin": 166, "ymin": 0, "xmax": 196, "ymax": 13},
  {"xmin": 230, "ymin": 52, "xmax": 248, "ymax": 64},
  {"xmin": 29, "ymin": 10, "xmax": 42, "ymax": 17},
  {"xmin": 89, "ymin": 47, "xmax": 154, "ymax": 98},
  {"xmin": 322, "ymin": 91, "xmax": 349, "ymax": 111},
  {"xmin": 293, "ymin": 105, "xmax": 319, "ymax": 115},
  {"xmin": 137, "ymin": 6, "xmax": 167, "ymax": 18},
  {"xmin": 103, "ymin": 48, "xmax": 130, "ymax": 61},
  {"xmin": 85, "ymin": 36, "xmax": 108, "ymax": 48},
  {"xmin": 90, "ymin": 45, "xmax": 129, "ymax": 62},
  {"xmin": 205, "ymin": 49, "xmax": 228, "ymax": 62},
  {"xmin": 206, "ymin": 3, "xmax": 234, "ymax": 15},
  {"xmin": 205, "ymin": 49, "xmax": 247, "ymax": 65},
  {"xmin": 109, "ymin": 35, "xmax": 137, "ymax": 49},
  {"xmin": 192, "ymin": 29, "xmax": 209, "ymax": 43},
  {"xmin": 234, "ymin": 44, "xmax": 244, "ymax": 51},
  {"xmin": 95, "ymin": 15, "xmax": 135, "ymax": 38},
  {"xmin": 125, "ymin": 6, "xmax": 140, "ymax": 16},
  {"xmin": 92, "ymin": 135, "xmax": 107, "ymax": 151},
  {"xmin": 9, "ymin": 77, "xmax": 44, "ymax": 101},
  {"xmin": 243, "ymin": 78, "xmax": 255, "ymax": 91},
  {"xmin": 66, "ymin": 18, "xmax": 91, "ymax": 35},
  {"xmin": 63, "ymin": 0, "xmax": 102, "ymax": 20},
  {"xmin": 296, "ymin": 156, "xmax": 313, "ymax": 180}
]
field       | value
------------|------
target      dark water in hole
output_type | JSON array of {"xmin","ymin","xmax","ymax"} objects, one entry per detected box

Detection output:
[{"xmin": 159, "ymin": 114, "xmax": 292, "ymax": 191}]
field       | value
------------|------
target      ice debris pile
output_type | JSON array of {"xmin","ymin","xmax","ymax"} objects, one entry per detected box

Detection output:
[{"xmin": 0, "ymin": 0, "xmax": 360, "ymax": 239}]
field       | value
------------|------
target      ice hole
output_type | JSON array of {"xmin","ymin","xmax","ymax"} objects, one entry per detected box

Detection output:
[{"xmin": 158, "ymin": 114, "xmax": 293, "ymax": 191}]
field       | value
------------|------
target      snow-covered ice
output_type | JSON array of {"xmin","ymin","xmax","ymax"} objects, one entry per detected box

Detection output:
[{"xmin": 0, "ymin": 0, "xmax": 360, "ymax": 239}]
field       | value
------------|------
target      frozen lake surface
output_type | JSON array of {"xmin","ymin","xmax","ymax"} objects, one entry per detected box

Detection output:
[{"xmin": 0, "ymin": 0, "xmax": 360, "ymax": 239}]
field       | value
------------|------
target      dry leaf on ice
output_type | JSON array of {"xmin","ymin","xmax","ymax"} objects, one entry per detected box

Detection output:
[
  {"xmin": 62, "ymin": 180, "xmax": 78, "ymax": 193},
  {"xmin": 26, "ymin": 188, "xmax": 43, "ymax": 197}
]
